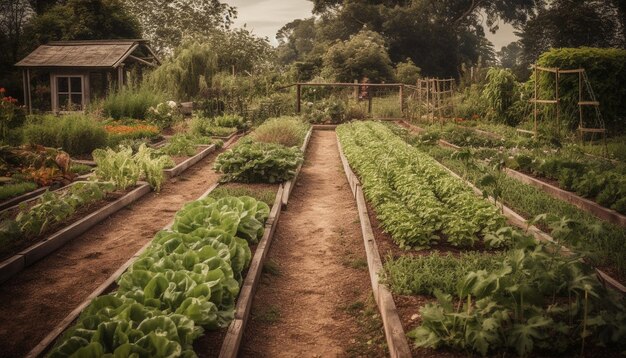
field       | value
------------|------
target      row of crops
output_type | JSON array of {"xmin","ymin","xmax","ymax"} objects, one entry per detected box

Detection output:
[
  {"xmin": 337, "ymin": 121, "xmax": 626, "ymax": 357},
  {"xmin": 49, "ymin": 194, "xmax": 269, "ymax": 357}
]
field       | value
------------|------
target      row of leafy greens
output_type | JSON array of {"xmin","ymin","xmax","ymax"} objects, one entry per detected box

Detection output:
[
  {"xmin": 48, "ymin": 195, "xmax": 270, "ymax": 357},
  {"xmin": 337, "ymin": 121, "xmax": 514, "ymax": 249}
]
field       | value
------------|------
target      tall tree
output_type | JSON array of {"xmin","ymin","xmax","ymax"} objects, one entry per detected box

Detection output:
[
  {"xmin": 124, "ymin": 0, "xmax": 236, "ymax": 54},
  {"xmin": 28, "ymin": 0, "xmax": 141, "ymax": 43}
]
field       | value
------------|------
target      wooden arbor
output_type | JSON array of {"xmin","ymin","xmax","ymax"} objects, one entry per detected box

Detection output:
[{"xmin": 529, "ymin": 65, "xmax": 605, "ymax": 143}]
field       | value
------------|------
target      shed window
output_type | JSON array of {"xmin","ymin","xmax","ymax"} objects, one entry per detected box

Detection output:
[{"xmin": 56, "ymin": 76, "xmax": 83, "ymax": 111}]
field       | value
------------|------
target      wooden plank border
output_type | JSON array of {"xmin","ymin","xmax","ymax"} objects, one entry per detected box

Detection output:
[
  {"xmin": 0, "ymin": 187, "xmax": 49, "ymax": 212},
  {"xmin": 311, "ymin": 124, "xmax": 338, "ymax": 130},
  {"xmin": 433, "ymin": 157, "xmax": 626, "ymax": 295},
  {"xmin": 281, "ymin": 127, "xmax": 313, "ymax": 208},
  {"xmin": 336, "ymin": 134, "xmax": 412, "ymax": 358},
  {"xmin": 218, "ymin": 185, "xmax": 285, "ymax": 358},
  {"xmin": 164, "ymin": 144, "xmax": 217, "ymax": 178},
  {"xmin": 25, "ymin": 182, "xmax": 221, "ymax": 358},
  {"xmin": 0, "ymin": 183, "xmax": 151, "ymax": 284}
]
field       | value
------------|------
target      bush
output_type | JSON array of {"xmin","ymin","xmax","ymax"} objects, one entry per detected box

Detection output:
[
  {"xmin": 0, "ymin": 89, "xmax": 26, "ymax": 143},
  {"xmin": 212, "ymin": 114, "xmax": 247, "ymax": 130},
  {"xmin": 481, "ymin": 68, "xmax": 520, "ymax": 125},
  {"xmin": 146, "ymin": 101, "xmax": 181, "ymax": 129},
  {"xmin": 250, "ymin": 116, "xmax": 309, "ymax": 147},
  {"xmin": 101, "ymin": 86, "xmax": 164, "ymax": 120},
  {"xmin": 395, "ymin": 59, "xmax": 421, "ymax": 85},
  {"xmin": 214, "ymin": 140, "xmax": 303, "ymax": 183},
  {"xmin": 23, "ymin": 114, "xmax": 108, "ymax": 156},
  {"xmin": 536, "ymin": 47, "xmax": 626, "ymax": 133},
  {"xmin": 189, "ymin": 116, "xmax": 237, "ymax": 137},
  {"xmin": 304, "ymin": 96, "xmax": 347, "ymax": 124}
]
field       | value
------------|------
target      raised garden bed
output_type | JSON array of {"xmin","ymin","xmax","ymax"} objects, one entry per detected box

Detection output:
[{"xmin": 0, "ymin": 182, "xmax": 151, "ymax": 284}]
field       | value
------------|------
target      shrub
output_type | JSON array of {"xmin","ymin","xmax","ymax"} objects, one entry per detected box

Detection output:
[
  {"xmin": 0, "ymin": 89, "xmax": 26, "ymax": 143},
  {"xmin": 303, "ymin": 96, "xmax": 346, "ymax": 124},
  {"xmin": 212, "ymin": 114, "xmax": 247, "ymax": 130},
  {"xmin": 250, "ymin": 116, "xmax": 309, "ymax": 147},
  {"xmin": 146, "ymin": 101, "xmax": 181, "ymax": 129},
  {"xmin": 23, "ymin": 114, "xmax": 108, "ymax": 156},
  {"xmin": 189, "ymin": 116, "xmax": 237, "ymax": 137},
  {"xmin": 395, "ymin": 59, "xmax": 421, "ymax": 85},
  {"xmin": 481, "ymin": 68, "xmax": 520, "ymax": 125},
  {"xmin": 214, "ymin": 140, "xmax": 303, "ymax": 183},
  {"xmin": 101, "ymin": 86, "xmax": 164, "ymax": 120}
]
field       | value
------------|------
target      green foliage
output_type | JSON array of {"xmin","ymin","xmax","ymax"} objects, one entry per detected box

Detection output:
[
  {"xmin": 5, "ymin": 181, "xmax": 114, "ymax": 241},
  {"xmin": 215, "ymin": 141, "xmax": 303, "ymax": 183},
  {"xmin": 49, "ymin": 195, "xmax": 270, "ymax": 357},
  {"xmin": 146, "ymin": 41, "xmax": 218, "ymax": 100},
  {"xmin": 455, "ymin": 84, "xmax": 487, "ymax": 121},
  {"xmin": 395, "ymin": 59, "xmax": 421, "ymax": 85},
  {"xmin": 0, "ymin": 181, "xmax": 37, "ymax": 201},
  {"xmin": 303, "ymin": 96, "xmax": 347, "ymax": 124},
  {"xmin": 337, "ymin": 121, "xmax": 514, "ymax": 249},
  {"xmin": 0, "ymin": 91, "xmax": 26, "ymax": 143},
  {"xmin": 536, "ymin": 47, "xmax": 626, "ymax": 133},
  {"xmin": 93, "ymin": 144, "xmax": 173, "ymax": 191},
  {"xmin": 322, "ymin": 30, "xmax": 395, "ymax": 83},
  {"xmin": 250, "ymin": 116, "xmax": 310, "ymax": 147},
  {"xmin": 410, "ymin": 242, "xmax": 626, "ymax": 356},
  {"xmin": 101, "ymin": 86, "xmax": 165, "ymax": 120},
  {"xmin": 23, "ymin": 114, "xmax": 108, "ymax": 156},
  {"xmin": 146, "ymin": 101, "xmax": 180, "ymax": 129},
  {"xmin": 29, "ymin": 0, "xmax": 141, "ymax": 43},
  {"xmin": 383, "ymin": 252, "xmax": 505, "ymax": 296},
  {"xmin": 212, "ymin": 114, "xmax": 247, "ymax": 130},
  {"xmin": 481, "ymin": 68, "xmax": 520, "ymax": 125},
  {"xmin": 189, "ymin": 116, "xmax": 237, "ymax": 138}
]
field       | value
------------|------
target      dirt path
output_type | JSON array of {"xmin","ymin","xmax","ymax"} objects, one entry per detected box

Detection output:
[
  {"xmin": 240, "ymin": 130, "xmax": 386, "ymax": 358},
  {"xmin": 0, "ymin": 144, "xmax": 232, "ymax": 358}
]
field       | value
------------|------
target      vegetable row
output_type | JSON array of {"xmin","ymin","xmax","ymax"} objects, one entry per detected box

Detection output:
[{"xmin": 49, "ymin": 195, "xmax": 270, "ymax": 357}]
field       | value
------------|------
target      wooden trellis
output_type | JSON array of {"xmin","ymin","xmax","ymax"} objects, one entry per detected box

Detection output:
[
  {"xmin": 529, "ymin": 65, "xmax": 606, "ymax": 146},
  {"xmin": 412, "ymin": 78, "xmax": 455, "ymax": 124}
]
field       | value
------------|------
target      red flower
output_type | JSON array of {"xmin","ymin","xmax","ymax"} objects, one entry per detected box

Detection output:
[{"xmin": 0, "ymin": 88, "xmax": 5, "ymax": 94}]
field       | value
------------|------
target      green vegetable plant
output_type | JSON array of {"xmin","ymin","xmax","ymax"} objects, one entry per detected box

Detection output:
[
  {"xmin": 214, "ymin": 140, "xmax": 303, "ymax": 183},
  {"xmin": 48, "ymin": 195, "xmax": 270, "ymax": 357}
]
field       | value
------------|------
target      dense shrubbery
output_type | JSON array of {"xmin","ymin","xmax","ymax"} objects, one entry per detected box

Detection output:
[
  {"xmin": 23, "ymin": 114, "xmax": 108, "ymax": 156},
  {"xmin": 481, "ymin": 68, "xmax": 521, "ymax": 125}
]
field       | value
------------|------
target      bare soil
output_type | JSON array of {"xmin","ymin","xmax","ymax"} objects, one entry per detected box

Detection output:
[
  {"xmin": 0, "ymin": 143, "xmax": 234, "ymax": 358},
  {"xmin": 239, "ymin": 130, "xmax": 386, "ymax": 358}
]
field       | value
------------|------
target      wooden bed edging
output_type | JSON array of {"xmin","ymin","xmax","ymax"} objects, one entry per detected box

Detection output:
[
  {"xmin": 281, "ymin": 127, "xmax": 313, "ymax": 208},
  {"xmin": 212, "ymin": 130, "xmax": 240, "ymax": 142},
  {"xmin": 336, "ymin": 135, "xmax": 412, "ymax": 358},
  {"xmin": 218, "ymin": 185, "xmax": 285, "ymax": 358},
  {"xmin": 0, "ymin": 182, "xmax": 151, "ymax": 285},
  {"xmin": 25, "ymin": 182, "xmax": 221, "ymax": 358},
  {"xmin": 434, "ymin": 159, "xmax": 626, "ymax": 295},
  {"xmin": 504, "ymin": 168, "xmax": 626, "ymax": 227},
  {"xmin": 164, "ymin": 144, "xmax": 216, "ymax": 178},
  {"xmin": 398, "ymin": 120, "xmax": 626, "ymax": 228}
]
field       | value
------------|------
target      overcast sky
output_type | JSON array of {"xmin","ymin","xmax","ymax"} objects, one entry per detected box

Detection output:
[{"xmin": 226, "ymin": 0, "xmax": 518, "ymax": 50}]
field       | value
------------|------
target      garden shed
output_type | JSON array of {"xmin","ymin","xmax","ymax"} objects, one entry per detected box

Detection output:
[{"xmin": 15, "ymin": 39, "xmax": 160, "ymax": 114}]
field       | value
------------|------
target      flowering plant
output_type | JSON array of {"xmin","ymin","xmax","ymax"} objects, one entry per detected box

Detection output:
[
  {"xmin": 0, "ymin": 87, "xmax": 26, "ymax": 141},
  {"xmin": 147, "ymin": 101, "xmax": 179, "ymax": 128}
]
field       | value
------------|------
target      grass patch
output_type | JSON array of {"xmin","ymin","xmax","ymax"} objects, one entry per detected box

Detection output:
[
  {"xmin": 250, "ymin": 116, "xmax": 310, "ymax": 147},
  {"xmin": 70, "ymin": 163, "xmax": 93, "ymax": 175},
  {"xmin": 382, "ymin": 252, "xmax": 505, "ymax": 296},
  {"xmin": 208, "ymin": 186, "xmax": 277, "ymax": 206},
  {"xmin": 262, "ymin": 260, "xmax": 281, "ymax": 276},
  {"xmin": 253, "ymin": 305, "xmax": 281, "ymax": 323},
  {"xmin": 344, "ymin": 294, "xmax": 387, "ymax": 357},
  {"xmin": 23, "ymin": 114, "xmax": 108, "ymax": 156},
  {"xmin": 343, "ymin": 257, "xmax": 368, "ymax": 270}
]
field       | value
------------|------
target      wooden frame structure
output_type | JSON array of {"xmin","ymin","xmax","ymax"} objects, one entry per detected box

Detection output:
[
  {"xmin": 15, "ymin": 39, "xmax": 160, "ymax": 114},
  {"xmin": 413, "ymin": 78, "xmax": 455, "ymax": 124},
  {"xmin": 529, "ymin": 64, "xmax": 605, "ymax": 142}
]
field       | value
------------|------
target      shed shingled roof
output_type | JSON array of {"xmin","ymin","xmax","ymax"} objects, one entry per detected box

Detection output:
[{"xmin": 15, "ymin": 40, "xmax": 156, "ymax": 68}]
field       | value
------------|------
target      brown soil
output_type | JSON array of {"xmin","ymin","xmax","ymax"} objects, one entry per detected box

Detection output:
[
  {"xmin": 0, "ymin": 142, "xmax": 235, "ymax": 358},
  {"xmin": 239, "ymin": 130, "xmax": 386, "ymax": 358}
]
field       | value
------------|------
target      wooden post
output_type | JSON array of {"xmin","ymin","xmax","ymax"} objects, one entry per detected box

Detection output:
[
  {"xmin": 555, "ymin": 68, "xmax": 560, "ymax": 138},
  {"xmin": 533, "ymin": 65, "xmax": 538, "ymax": 138},
  {"xmin": 117, "ymin": 64, "xmax": 124, "ymax": 90},
  {"xmin": 296, "ymin": 84, "xmax": 302, "ymax": 113},
  {"xmin": 579, "ymin": 71, "xmax": 583, "ymax": 138},
  {"xmin": 22, "ymin": 70, "xmax": 28, "ymax": 111},
  {"xmin": 368, "ymin": 95, "xmax": 372, "ymax": 114},
  {"xmin": 26, "ymin": 69, "xmax": 32, "ymax": 115},
  {"xmin": 399, "ymin": 84, "xmax": 404, "ymax": 118},
  {"xmin": 353, "ymin": 80, "xmax": 358, "ymax": 99}
]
